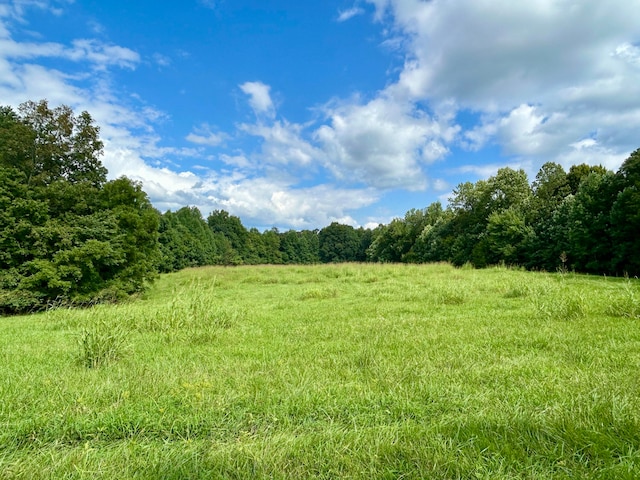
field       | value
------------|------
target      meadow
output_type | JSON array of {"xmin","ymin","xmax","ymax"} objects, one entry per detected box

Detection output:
[{"xmin": 1, "ymin": 263, "xmax": 639, "ymax": 479}]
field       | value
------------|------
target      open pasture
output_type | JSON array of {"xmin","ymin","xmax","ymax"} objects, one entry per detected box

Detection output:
[{"xmin": 1, "ymin": 263, "xmax": 639, "ymax": 479}]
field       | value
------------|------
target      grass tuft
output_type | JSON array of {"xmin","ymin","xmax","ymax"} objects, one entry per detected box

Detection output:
[
  {"xmin": 533, "ymin": 287, "xmax": 589, "ymax": 321},
  {"xmin": 78, "ymin": 319, "xmax": 128, "ymax": 368},
  {"xmin": 606, "ymin": 281, "xmax": 640, "ymax": 319},
  {"xmin": 435, "ymin": 287, "xmax": 466, "ymax": 305},
  {"xmin": 504, "ymin": 280, "xmax": 532, "ymax": 298}
]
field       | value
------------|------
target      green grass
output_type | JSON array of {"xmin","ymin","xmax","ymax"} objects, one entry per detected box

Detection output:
[{"xmin": 1, "ymin": 263, "xmax": 639, "ymax": 479}]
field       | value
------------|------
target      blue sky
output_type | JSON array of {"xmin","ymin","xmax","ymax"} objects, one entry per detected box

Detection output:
[{"xmin": 2, "ymin": 0, "xmax": 640, "ymax": 230}]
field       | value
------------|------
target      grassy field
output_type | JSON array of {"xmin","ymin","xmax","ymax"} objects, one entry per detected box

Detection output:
[{"xmin": 1, "ymin": 263, "xmax": 639, "ymax": 479}]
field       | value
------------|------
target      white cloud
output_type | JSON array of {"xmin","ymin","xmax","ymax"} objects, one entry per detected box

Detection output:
[
  {"xmin": 239, "ymin": 81, "xmax": 275, "ymax": 117},
  {"xmin": 373, "ymin": 0, "xmax": 640, "ymax": 107},
  {"xmin": 0, "ymin": 37, "xmax": 140, "ymax": 69},
  {"xmin": 102, "ymin": 136, "xmax": 380, "ymax": 228},
  {"xmin": 198, "ymin": 176, "xmax": 379, "ymax": 229},
  {"xmin": 70, "ymin": 39, "xmax": 139, "ymax": 69},
  {"xmin": 219, "ymin": 154, "xmax": 252, "ymax": 169},
  {"xmin": 559, "ymin": 139, "xmax": 628, "ymax": 172},
  {"xmin": 431, "ymin": 178, "xmax": 450, "ymax": 192},
  {"xmin": 239, "ymin": 119, "xmax": 321, "ymax": 168},
  {"xmin": 466, "ymin": 104, "xmax": 555, "ymax": 156},
  {"xmin": 186, "ymin": 123, "xmax": 227, "ymax": 147},
  {"xmin": 152, "ymin": 52, "xmax": 171, "ymax": 67},
  {"xmin": 0, "ymin": 62, "xmax": 85, "ymax": 106},
  {"xmin": 366, "ymin": 0, "xmax": 640, "ymax": 173},
  {"xmin": 315, "ymin": 89, "xmax": 458, "ymax": 189},
  {"xmin": 2, "ymin": 0, "xmax": 68, "ymax": 25},
  {"xmin": 613, "ymin": 42, "xmax": 640, "ymax": 68},
  {"xmin": 337, "ymin": 7, "xmax": 365, "ymax": 23},
  {"xmin": 491, "ymin": 113, "xmax": 531, "ymax": 152}
]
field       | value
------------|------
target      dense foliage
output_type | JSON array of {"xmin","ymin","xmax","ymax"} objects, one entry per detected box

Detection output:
[
  {"xmin": 1, "ymin": 99, "xmax": 638, "ymax": 313},
  {"xmin": 0, "ymin": 101, "xmax": 159, "ymax": 314},
  {"xmin": 364, "ymin": 156, "xmax": 640, "ymax": 276}
]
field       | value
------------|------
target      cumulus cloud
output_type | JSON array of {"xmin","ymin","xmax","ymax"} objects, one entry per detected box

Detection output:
[
  {"xmin": 614, "ymin": 43, "xmax": 640, "ymax": 67},
  {"xmin": 239, "ymin": 81, "xmax": 275, "ymax": 117},
  {"xmin": 198, "ymin": 175, "xmax": 379, "ymax": 229},
  {"xmin": 103, "ymin": 127, "xmax": 378, "ymax": 228},
  {"xmin": 465, "ymin": 104, "xmax": 556, "ymax": 156},
  {"xmin": 0, "ymin": 62, "xmax": 85, "ymax": 106},
  {"xmin": 365, "ymin": 0, "xmax": 640, "ymax": 172},
  {"xmin": 315, "ymin": 89, "xmax": 458, "ymax": 189},
  {"xmin": 559, "ymin": 139, "xmax": 628, "ymax": 172},
  {"xmin": 370, "ymin": 0, "xmax": 639, "ymax": 106}
]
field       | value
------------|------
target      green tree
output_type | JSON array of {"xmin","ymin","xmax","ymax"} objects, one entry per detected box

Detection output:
[
  {"xmin": 158, "ymin": 207, "xmax": 219, "ymax": 272},
  {"xmin": 446, "ymin": 168, "xmax": 532, "ymax": 267},
  {"xmin": 486, "ymin": 207, "xmax": 534, "ymax": 265},
  {"xmin": 244, "ymin": 227, "xmax": 286, "ymax": 264},
  {"xmin": 409, "ymin": 203, "xmax": 453, "ymax": 263},
  {"xmin": 15, "ymin": 100, "xmax": 106, "ymax": 187},
  {"xmin": 368, "ymin": 206, "xmax": 444, "ymax": 263},
  {"xmin": 610, "ymin": 149, "xmax": 640, "ymax": 275},
  {"xmin": 96, "ymin": 177, "xmax": 160, "ymax": 293},
  {"xmin": 566, "ymin": 164, "xmax": 608, "ymax": 195},
  {"xmin": 207, "ymin": 210, "xmax": 249, "ymax": 263},
  {"xmin": 0, "ymin": 106, "xmax": 35, "ymax": 180},
  {"xmin": 355, "ymin": 227, "xmax": 373, "ymax": 262},
  {"xmin": 564, "ymin": 171, "xmax": 616, "ymax": 273},
  {"xmin": 261, "ymin": 228, "xmax": 284, "ymax": 264},
  {"xmin": 318, "ymin": 222, "xmax": 360, "ymax": 263},
  {"xmin": 0, "ymin": 176, "xmax": 160, "ymax": 313},
  {"xmin": 531, "ymin": 162, "xmax": 570, "ymax": 221},
  {"xmin": 0, "ymin": 101, "xmax": 160, "ymax": 313},
  {"xmin": 280, "ymin": 230, "xmax": 304, "ymax": 264},
  {"xmin": 367, "ymin": 219, "xmax": 409, "ymax": 263}
]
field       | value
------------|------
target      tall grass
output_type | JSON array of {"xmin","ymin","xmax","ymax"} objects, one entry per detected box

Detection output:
[
  {"xmin": 1, "ymin": 263, "xmax": 639, "ymax": 479},
  {"xmin": 78, "ymin": 320, "xmax": 128, "ymax": 368},
  {"xmin": 606, "ymin": 279, "xmax": 640, "ymax": 319}
]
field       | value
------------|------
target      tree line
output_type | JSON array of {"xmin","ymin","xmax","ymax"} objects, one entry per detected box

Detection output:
[
  {"xmin": 1, "ymin": 101, "xmax": 638, "ymax": 314},
  {"xmin": 158, "ymin": 153, "xmax": 639, "ymax": 279},
  {"xmin": 367, "ymin": 159, "xmax": 639, "ymax": 276}
]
